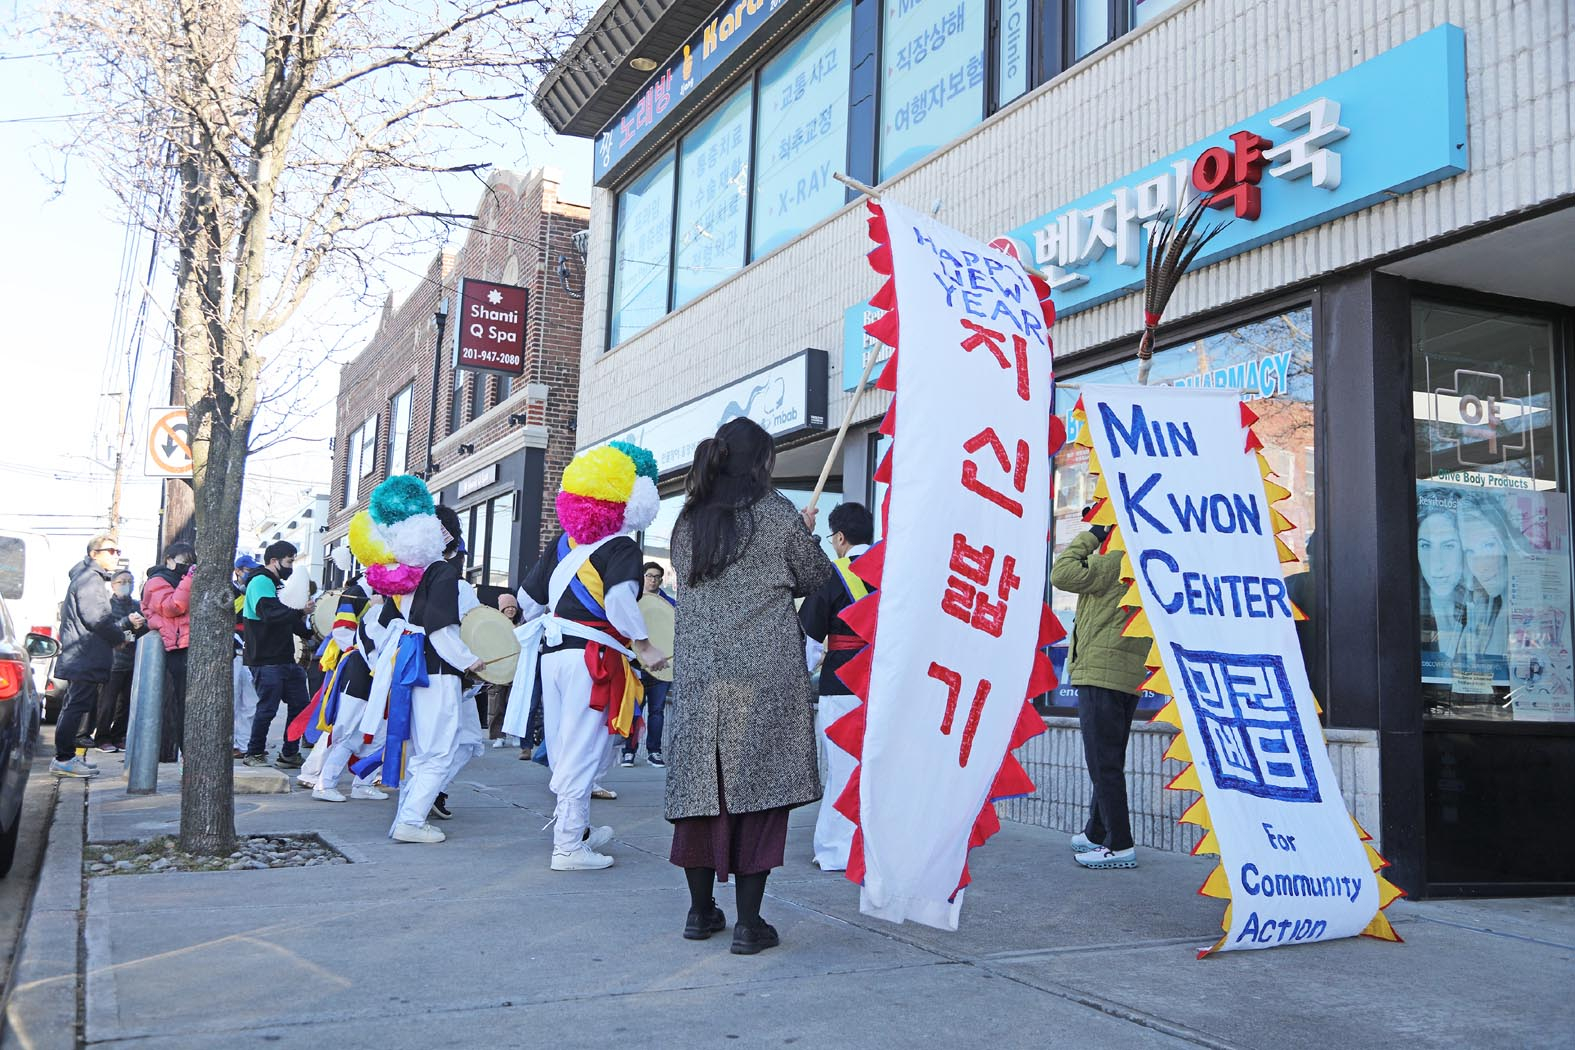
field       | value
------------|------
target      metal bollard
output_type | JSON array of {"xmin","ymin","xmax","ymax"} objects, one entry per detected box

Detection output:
[{"xmin": 125, "ymin": 633, "xmax": 166, "ymax": 795}]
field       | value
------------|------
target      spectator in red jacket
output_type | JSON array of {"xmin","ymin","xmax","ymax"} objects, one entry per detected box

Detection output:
[{"xmin": 142, "ymin": 541, "xmax": 195, "ymax": 763}]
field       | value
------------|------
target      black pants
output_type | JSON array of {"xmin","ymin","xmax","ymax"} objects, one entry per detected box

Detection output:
[
  {"xmin": 159, "ymin": 648, "xmax": 189, "ymax": 762},
  {"xmin": 1078, "ymin": 686, "xmax": 1142, "ymax": 852},
  {"xmin": 56, "ymin": 678, "xmax": 102, "ymax": 761},
  {"xmin": 95, "ymin": 667, "xmax": 134, "ymax": 748},
  {"xmin": 521, "ymin": 673, "xmax": 545, "ymax": 752},
  {"xmin": 247, "ymin": 663, "xmax": 310, "ymax": 757}
]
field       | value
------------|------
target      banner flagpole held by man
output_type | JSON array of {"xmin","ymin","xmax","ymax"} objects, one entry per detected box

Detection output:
[
  {"xmin": 828, "ymin": 200, "xmax": 1065, "ymax": 930},
  {"xmin": 1074, "ymin": 384, "xmax": 1403, "ymax": 955}
]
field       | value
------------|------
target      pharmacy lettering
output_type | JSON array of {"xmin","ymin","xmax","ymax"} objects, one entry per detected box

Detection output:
[
  {"xmin": 998, "ymin": 24, "xmax": 1468, "ymax": 317},
  {"xmin": 1078, "ymin": 384, "xmax": 1403, "ymax": 955}
]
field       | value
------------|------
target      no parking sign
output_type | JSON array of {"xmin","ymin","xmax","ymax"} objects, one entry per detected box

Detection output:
[{"xmin": 144, "ymin": 407, "xmax": 192, "ymax": 477}]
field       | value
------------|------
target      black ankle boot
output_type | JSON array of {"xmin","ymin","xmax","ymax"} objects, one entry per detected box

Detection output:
[
  {"xmin": 683, "ymin": 898, "xmax": 727, "ymax": 940},
  {"xmin": 730, "ymin": 919, "xmax": 780, "ymax": 955}
]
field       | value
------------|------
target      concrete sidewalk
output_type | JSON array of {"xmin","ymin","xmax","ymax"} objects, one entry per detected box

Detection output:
[{"xmin": 9, "ymin": 744, "xmax": 1575, "ymax": 1049}]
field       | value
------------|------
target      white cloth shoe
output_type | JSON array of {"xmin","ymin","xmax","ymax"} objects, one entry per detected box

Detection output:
[
  {"xmin": 392, "ymin": 822, "xmax": 446, "ymax": 843},
  {"xmin": 491, "ymin": 738, "xmax": 506, "ymax": 748},
  {"xmin": 312, "ymin": 786, "xmax": 348, "ymax": 803},
  {"xmin": 296, "ymin": 775, "xmax": 318, "ymax": 789},
  {"xmin": 584, "ymin": 825, "xmax": 613, "ymax": 852},
  {"xmin": 550, "ymin": 844, "xmax": 613, "ymax": 871},
  {"xmin": 351, "ymin": 784, "xmax": 389, "ymax": 800},
  {"xmin": 591, "ymin": 787, "xmax": 617, "ymax": 800},
  {"xmin": 1075, "ymin": 846, "xmax": 1137, "ymax": 869}
]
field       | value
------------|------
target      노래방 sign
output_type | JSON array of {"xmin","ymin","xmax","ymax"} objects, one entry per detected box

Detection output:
[
  {"xmin": 1076, "ymin": 383, "xmax": 1402, "ymax": 955},
  {"xmin": 828, "ymin": 199, "xmax": 1064, "ymax": 931}
]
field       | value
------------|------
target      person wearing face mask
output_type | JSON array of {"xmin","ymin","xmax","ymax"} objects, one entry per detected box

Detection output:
[
  {"xmin": 242, "ymin": 541, "xmax": 317, "ymax": 769},
  {"xmin": 91, "ymin": 569, "xmax": 147, "ymax": 753},
  {"xmin": 141, "ymin": 541, "xmax": 196, "ymax": 762}
]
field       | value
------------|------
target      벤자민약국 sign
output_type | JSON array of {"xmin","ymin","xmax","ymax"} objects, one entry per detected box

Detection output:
[
  {"xmin": 1076, "ymin": 383, "xmax": 1401, "ymax": 954},
  {"xmin": 828, "ymin": 200, "xmax": 1063, "ymax": 931},
  {"xmin": 455, "ymin": 278, "xmax": 527, "ymax": 376}
]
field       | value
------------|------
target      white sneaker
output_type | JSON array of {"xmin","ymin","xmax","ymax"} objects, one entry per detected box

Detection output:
[
  {"xmin": 312, "ymin": 786, "xmax": 348, "ymax": 803},
  {"xmin": 584, "ymin": 825, "xmax": 614, "ymax": 851},
  {"xmin": 50, "ymin": 757, "xmax": 99, "ymax": 778},
  {"xmin": 1069, "ymin": 832, "xmax": 1100, "ymax": 854},
  {"xmin": 590, "ymin": 787, "xmax": 617, "ymax": 800},
  {"xmin": 392, "ymin": 822, "xmax": 446, "ymax": 844},
  {"xmin": 550, "ymin": 844, "xmax": 613, "ymax": 871},
  {"xmin": 351, "ymin": 784, "xmax": 389, "ymax": 800},
  {"xmin": 491, "ymin": 738, "xmax": 506, "ymax": 748},
  {"xmin": 1075, "ymin": 846, "xmax": 1138, "ymax": 869},
  {"xmin": 296, "ymin": 775, "xmax": 319, "ymax": 789}
]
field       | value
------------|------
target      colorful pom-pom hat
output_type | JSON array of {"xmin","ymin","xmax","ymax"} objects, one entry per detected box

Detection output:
[{"xmin": 557, "ymin": 442, "xmax": 660, "ymax": 544}]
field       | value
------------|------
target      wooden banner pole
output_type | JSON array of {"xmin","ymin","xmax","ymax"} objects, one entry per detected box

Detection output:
[{"xmin": 807, "ymin": 173, "xmax": 888, "ymax": 516}]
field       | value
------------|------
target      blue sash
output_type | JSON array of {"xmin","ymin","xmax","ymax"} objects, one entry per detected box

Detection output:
[
  {"xmin": 350, "ymin": 631, "xmax": 427, "ymax": 787},
  {"xmin": 558, "ymin": 535, "xmax": 607, "ymax": 618}
]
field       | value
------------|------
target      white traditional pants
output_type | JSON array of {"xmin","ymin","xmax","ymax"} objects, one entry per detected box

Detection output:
[
  {"xmin": 541, "ymin": 649, "xmax": 611, "ymax": 852},
  {"xmin": 316, "ymin": 692, "xmax": 385, "ymax": 790},
  {"xmin": 446, "ymin": 685, "xmax": 486, "ymax": 792},
  {"xmin": 813, "ymin": 693, "xmax": 861, "ymax": 871},
  {"xmin": 393, "ymin": 673, "xmax": 483, "ymax": 830},
  {"xmin": 232, "ymin": 655, "xmax": 259, "ymax": 750}
]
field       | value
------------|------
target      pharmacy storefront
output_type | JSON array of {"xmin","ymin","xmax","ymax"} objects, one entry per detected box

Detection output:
[{"xmin": 538, "ymin": 0, "xmax": 1575, "ymax": 896}]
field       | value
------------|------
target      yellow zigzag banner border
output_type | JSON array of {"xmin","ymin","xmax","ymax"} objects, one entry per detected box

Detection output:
[{"xmin": 1069, "ymin": 397, "xmax": 1405, "ymax": 956}]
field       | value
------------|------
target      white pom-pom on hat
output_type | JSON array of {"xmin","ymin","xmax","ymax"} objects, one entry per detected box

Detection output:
[
  {"xmin": 383, "ymin": 514, "xmax": 446, "ymax": 568},
  {"xmin": 622, "ymin": 475, "xmax": 660, "ymax": 534}
]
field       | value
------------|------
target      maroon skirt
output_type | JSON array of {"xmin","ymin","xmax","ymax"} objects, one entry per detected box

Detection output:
[{"xmin": 669, "ymin": 808, "xmax": 789, "ymax": 882}]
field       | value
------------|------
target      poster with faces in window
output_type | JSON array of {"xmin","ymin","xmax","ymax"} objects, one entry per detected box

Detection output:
[{"xmin": 1416, "ymin": 481, "xmax": 1574, "ymax": 720}]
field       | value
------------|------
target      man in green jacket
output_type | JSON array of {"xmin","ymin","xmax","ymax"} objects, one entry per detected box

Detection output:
[{"xmin": 1050, "ymin": 510, "xmax": 1152, "ymax": 870}]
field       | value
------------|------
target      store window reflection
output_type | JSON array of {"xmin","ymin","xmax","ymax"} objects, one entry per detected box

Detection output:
[
  {"xmin": 1047, "ymin": 306, "xmax": 1317, "ymax": 713},
  {"xmin": 1413, "ymin": 300, "xmax": 1569, "ymax": 723}
]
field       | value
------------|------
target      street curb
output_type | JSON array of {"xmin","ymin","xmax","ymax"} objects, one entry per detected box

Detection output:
[{"xmin": 1, "ymin": 777, "xmax": 86, "ymax": 1050}]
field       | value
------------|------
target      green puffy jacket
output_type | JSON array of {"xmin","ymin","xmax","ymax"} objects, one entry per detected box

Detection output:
[{"xmin": 1049, "ymin": 529, "xmax": 1150, "ymax": 695}]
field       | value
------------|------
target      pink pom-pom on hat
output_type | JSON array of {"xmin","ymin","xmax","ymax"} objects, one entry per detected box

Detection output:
[
  {"xmin": 366, "ymin": 561, "xmax": 425, "ymax": 596},
  {"xmin": 556, "ymin": 491, "xmax": 627, "ymax": 545}
]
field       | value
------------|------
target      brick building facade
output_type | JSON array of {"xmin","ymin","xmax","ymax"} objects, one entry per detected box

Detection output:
[{"xmin": 325, "ymin": 168, "xmax": 588, "ymax": 591}]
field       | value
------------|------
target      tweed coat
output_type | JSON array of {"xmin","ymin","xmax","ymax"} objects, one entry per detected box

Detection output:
[{"xmin": 664, "ymin": 492, "xmax": 835, "ymax": 820}]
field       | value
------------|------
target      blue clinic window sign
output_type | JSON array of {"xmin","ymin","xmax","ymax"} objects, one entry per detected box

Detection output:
[
  {"xmin": 752, "ymin": 0, "xmax": 852, "ymax": 259},
  {"xmin": 997, "ymin": 24, "xmax": 1468, "ymax": 318},
  {"xmin": 674, "ymin": 84, "xmax": 753, "ymax": 307},
  {"xmin": 879, "ymin": 0, "xmax": 985, "ymax": 180},
  {"xmin": 996, "ymin": 0, "xmax": 1031, "ymax": 106},
  {"xmin": 609, "ymin": 149, "xmax": 677, "ymax": 346}
]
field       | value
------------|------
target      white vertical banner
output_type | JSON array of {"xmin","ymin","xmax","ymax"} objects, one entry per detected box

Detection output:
[
  {"xmin": 1077, "ymin": 383, "xmax": 1401, "ymax": 954},
  {"xmin": 831, "ymin": 200, "xmax": 1061, "ymax": 931}
]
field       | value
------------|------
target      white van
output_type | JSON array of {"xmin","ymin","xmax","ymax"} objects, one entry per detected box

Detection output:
[{"xmin": 0, "ymin": 530, "xmax": 61, "ymax": 693}]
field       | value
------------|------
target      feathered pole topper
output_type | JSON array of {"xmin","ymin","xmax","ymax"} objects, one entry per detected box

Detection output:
[{"xmin": 1136, "ymin": 196, "xmax": 1229, "ymax": 386}]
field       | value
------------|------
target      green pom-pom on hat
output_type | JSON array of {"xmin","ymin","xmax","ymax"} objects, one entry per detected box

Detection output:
[{"xmin": 369, "ymin": 474, "xmax": 435, "ymax": 526}]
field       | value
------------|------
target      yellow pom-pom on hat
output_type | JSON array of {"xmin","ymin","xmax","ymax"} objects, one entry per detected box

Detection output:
[
  {"xmin": 348, "ymin": 510, "xmax": 396, "ymax": 566},
  {"xmin": 561, "ymin": 445, "xmax": 636, "ymax": 505}
]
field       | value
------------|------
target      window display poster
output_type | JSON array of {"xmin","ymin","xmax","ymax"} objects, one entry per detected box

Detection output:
[
  {"xmin": 752, "ymin": 0, "xmax": 852, "ymax": 260},
  {"xmin": 1417, "ymin": 482, "xmax": 1575, "ymax": 721},
  {"xmin": 879, "ymin": 0, "xmax": 984, "ymax": 180},
  {"xmin": 609, "ymin": 150, "xmax": 676, "ymax": 346},
  {"xmin": 674, "ymin": 86, "xmax": 753, "ymax": 307}
]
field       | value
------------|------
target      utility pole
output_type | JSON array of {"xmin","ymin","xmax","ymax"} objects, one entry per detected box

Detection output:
[
  {"xmin": 107, "ymin": 391, "xmax": 129, "ymax": 534},
  {"xmin": 423, "ymin": 299, "xmax": 449, "ymax": 479}
]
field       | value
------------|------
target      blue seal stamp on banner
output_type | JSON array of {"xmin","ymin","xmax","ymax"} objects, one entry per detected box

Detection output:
[{"xmin": 1170, "ymin": 645, "xmax": 1320, "ymax": 803}]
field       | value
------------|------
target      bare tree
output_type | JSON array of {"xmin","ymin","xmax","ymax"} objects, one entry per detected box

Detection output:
[{"xmin": 50, "ymin": 0, "xmax": 585, "ymax": 853}]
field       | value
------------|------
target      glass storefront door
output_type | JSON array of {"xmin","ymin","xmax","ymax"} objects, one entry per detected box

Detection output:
[{"xmin": 1412, "ymin": 297, "xmax": 1575, "ymax": 891}]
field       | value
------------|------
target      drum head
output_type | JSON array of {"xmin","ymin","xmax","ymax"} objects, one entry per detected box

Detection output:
[
  {"xmin": 462, "ymin": 605, "xmax": 521, "ymax": 685},
  {"xmin": 312, "ymin": 591, "xmax": 341, "ymax": 638}
]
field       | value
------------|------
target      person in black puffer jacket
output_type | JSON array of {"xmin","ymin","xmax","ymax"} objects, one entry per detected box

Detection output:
[{"xmin": 54, "ymin": 535, "xmax": 143, "ymax": 776}]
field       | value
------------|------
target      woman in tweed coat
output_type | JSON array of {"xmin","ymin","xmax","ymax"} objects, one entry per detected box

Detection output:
[{"xmin": 665, "ymin": 418, "xmax": 834, "ymax": 955}]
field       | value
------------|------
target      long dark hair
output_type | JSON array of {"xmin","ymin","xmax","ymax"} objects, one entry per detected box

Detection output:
[{"xmin": 679, "ymin": 418, "xmax": 776, "ymax": 586}]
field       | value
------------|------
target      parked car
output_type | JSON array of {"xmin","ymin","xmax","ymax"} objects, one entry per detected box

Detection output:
[
  {"xmin": 0, "ymin": 529, "xmax": 62, "ymax": 700},
  {"xmin": 0, "ymin": 592, "xmax": 58, "ymax": 876}
]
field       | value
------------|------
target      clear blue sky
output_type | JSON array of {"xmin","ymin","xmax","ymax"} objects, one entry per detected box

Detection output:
[{"xmin": 0, "ymin": 3, "xmax": 593, "ymax": 574}]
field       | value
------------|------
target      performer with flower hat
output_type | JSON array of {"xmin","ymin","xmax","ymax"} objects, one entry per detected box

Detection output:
[
  {"xmin": 507, "ymin": 442, "xmax": 669, "ymax": 871},
  {"xmin": 307, "ymin": 547, "xmax": 389, "ymax": 803}
]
